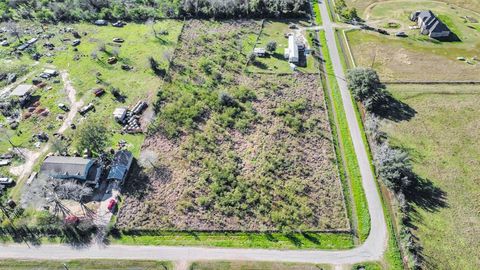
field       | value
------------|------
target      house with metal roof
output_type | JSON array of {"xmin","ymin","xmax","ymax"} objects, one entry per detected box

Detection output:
[
  {"xmin": 107, "ymin": 150, "xmax": 133, "ymax": 184},
  {"xmin": 284, "ymin": 35, "xmax": 299, "ymax": 63},
  {"xmin": 40, "ymin": 156, "xmax": 103, "ymax": 185},
  {"xmin": 410, "ymin": 10, "xmax": 451, "ymax": 38}
]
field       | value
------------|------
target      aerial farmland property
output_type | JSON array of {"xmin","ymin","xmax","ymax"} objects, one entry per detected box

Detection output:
[{"xmin": 0, "ymin": 0, "xmax": 478, "ymax": 269}]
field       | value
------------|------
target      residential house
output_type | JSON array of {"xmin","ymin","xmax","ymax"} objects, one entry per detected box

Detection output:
[
  {"xmin": 410, "ymin": 10, "xmax": 451, "ymax": 38},
  {"xmin": 284, "ymin": 35, "xmax": 299, "ymax": 63},
  {"xmin": 40, "ymin": 156, "xmax": 103, "ymax": 186}
]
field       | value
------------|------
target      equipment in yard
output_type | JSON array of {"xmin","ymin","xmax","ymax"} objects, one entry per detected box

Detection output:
[
  {"xmin": 58, "ymin": 103, "xmax": 70, "ymax": 112},
  {"xmin": 93, "ymin": 88, "xmax": 105, "ymax": 97},
  {"xmin": 107, "ymin": 57, "xmax": 117, "ymax": 64},
  {"xmin": 132, "ymin": 101, "xmax": 148, "ymax": 115},
  {"xmin": 0, "ymin": 177, "xmax": 14, "ymax": 186},
  {"xmin": 78, "ymin": 103, "xmax": 94, "ymax": 115}
]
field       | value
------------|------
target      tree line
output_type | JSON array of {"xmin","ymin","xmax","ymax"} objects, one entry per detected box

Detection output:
[
  {"xmin": 347, "ymin": 67, "xmax": 442, "ymax": 269},
  {"xmin": 0, "ymin": 0, "xmax": 309, "ymax": 23}
]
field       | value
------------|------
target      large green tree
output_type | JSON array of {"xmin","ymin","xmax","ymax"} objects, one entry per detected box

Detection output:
[
  {"xmin": 75, "ymin": 119, "xmax": 110, "ymax": 156},
  {"xmin": 346, "ymin": 67, "xmax": 386, "ymax": 111}
]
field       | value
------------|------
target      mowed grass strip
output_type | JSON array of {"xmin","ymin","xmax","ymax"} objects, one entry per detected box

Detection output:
[
  {"xmin": 318, "ymin": 30, "xmax": 370, "ymax": 242},
  {"xmin": 0, "ymin": 259, "xmax": 172, "ymax": 270},
  {"xmin": 190, "ymin": 261, "xmax": 332, "ymax": 270},
  {"xmin": 382, "ymin": 84, "xmax": 480, "ymax": 269},
  {"xmin": 111, "ymin": 231, "xmax": 354, "ymax": 250},
  {"xmin": 312, "ymin": 0, "xmax": 323, "ymax": 26}
]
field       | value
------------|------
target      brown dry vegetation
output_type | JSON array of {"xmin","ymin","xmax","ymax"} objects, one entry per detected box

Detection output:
[{"xmin": 117, "ymin": 20, "xmax": 348, "ymax": 232}]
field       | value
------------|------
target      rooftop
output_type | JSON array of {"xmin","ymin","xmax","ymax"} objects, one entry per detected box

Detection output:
[
  {"xmin": 107, "ymin": 150, "xmax": 133, "ymax": 182},
  {"xmin": 40, "ymin": 156, "xmax": 92, "ymax": 179},
  {"xmin": 10, "ymin": 84, "xmax": 33, "ymax": 97}
]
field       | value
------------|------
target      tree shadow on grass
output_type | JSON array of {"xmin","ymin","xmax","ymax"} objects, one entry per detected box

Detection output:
[
  {"xmin": 263, "ymin": 232, "xmax": 279, "ymax": 243},
  {"xmin": 253, "ymin": 60, "xmax": 268, "ymax": 70},
  {"xmin": 285, "ymin": 233, "xmax": 302, "ymax": 247},
  {"xmin": 373, "ymin": 93, "xmax": 417, "ymax": 122},
  {"xmin": 301, "ymin": 232, "xmax": 321, "ymax": 245},
  {"xmin": 404, "ymin": 175, "xmax": 447, "ymax": 213}
]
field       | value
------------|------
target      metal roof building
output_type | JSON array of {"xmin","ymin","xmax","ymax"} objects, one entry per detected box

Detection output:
[
  {"xmin": 107, "ymin": 150, "xmax": 133, "ymax": 184},
  {"xmin": 10, "ymin": 84, "xmax": 34, "ymax": 98},
  {"xmin": 284, "ymin": 35, "xmax": 299, "ymax": 63},
  {"xmin": 40, "ymin": 156, "xmax": 103, "ymax": 185}
]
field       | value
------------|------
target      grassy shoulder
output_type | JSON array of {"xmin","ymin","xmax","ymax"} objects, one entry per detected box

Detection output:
[
  {"xmin": 332, "ymin": 28, "xmax": 403, "ymax": 269},
  {"xmin": 110, "ymin": 231, "xmax": 354, "ymax": 250},
  {"xmin": 0, "ymin": 259, "xmax": 171, "ymax": 270},
  {"xmin": 317, "ymin": 30, "xmax": 370, "ymax": 242},
  {"xmin": 190, "ymin": 261, "xmax": 332, "ymax": 270},
  {"xmin": 312, "ymin": 0, "xmax": 323, "ymax": 26}
]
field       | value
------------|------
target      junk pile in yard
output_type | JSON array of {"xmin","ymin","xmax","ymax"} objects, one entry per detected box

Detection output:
[{"xmin": 113, "ymin": 101, "xmax": 148, "ymax": 134}]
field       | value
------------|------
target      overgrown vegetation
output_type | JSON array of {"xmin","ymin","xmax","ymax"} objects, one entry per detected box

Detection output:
[
  {"xmin": 75, "ymin": 119, "xmax": 110, "ymax": 156},
  {"xmin": 334, "ymin": 0, "xmax": 358, "ymax": 21},
  {"xmin": 0, "ymin": 0, "xmax": 309, "ymax": 22},
  {"xmin": 118, "ymin": 20, "xmax": 348, "ymax": 233}
]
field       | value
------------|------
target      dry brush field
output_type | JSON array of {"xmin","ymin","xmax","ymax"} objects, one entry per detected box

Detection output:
[{"xmin": 117, "ymin": 20, "xmax": 348, "ymax": 232}]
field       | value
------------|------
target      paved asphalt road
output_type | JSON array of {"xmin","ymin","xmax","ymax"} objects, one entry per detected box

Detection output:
[{"xmin": 0, "ymin": 0, "xmax": 387, "ymax": 265}]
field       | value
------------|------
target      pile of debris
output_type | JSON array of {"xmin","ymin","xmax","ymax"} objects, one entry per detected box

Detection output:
[{"xmin": 113, "ymin": 101, "xmax": 148, "ymax": 134}]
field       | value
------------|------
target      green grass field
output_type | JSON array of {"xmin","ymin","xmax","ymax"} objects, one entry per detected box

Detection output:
[
  {"xmin": 47, "ymin": 20, "xmax": 183, "ymax": 155},
  {"xmin": 0, "ymin": 68, "xmax": 68, "ymax": 153},
  {"xmin": 111, "ymin": 231, "xmax": 354, "ymax": 250},
  {"xmin": 0, "ymin": 259, "xmax": 171, "ymax": 270},
  {"xmin": 247, "ymin": 20, "xmax": 317, "ymax": 74},
  {"xmin": 345, "ymin": 0, "xmax": 480, "ymax": 81},
  {"xmin": 382, "ymin": 84, "xmax": 480, "ymax": 269},
  {"xmin": 190, "ymin": 261, "xmax": 331, "ymax": 270},
  {"xmin": 346, "ymin": 0, "xmax": 480, "ymax": 17}
]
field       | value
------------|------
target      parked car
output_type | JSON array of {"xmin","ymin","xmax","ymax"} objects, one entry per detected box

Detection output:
[
  {"xmin": 72, "ymin": 39, "xmax": 81, "ymax": 46},
  {"xmin": 395, "ymin": 31, "xmax": 408, "ymax": 37},
  {"xmin": 107, "ymin": 199, "xmax": 117, "ymax": 211},
  {"xmin": 112, "ymin": 21, "xmax": 126, "ymax": 27},
  {"xmin": 112, "ymin": 38, "xmax": 124, "ymax": 43},
  {"xmin": 0, "ymin": 177, "xmax": 14, "ymax": 186},
  {"xmin": 58, "ymin": 103, "xmax": 70, "ymax": 112}
]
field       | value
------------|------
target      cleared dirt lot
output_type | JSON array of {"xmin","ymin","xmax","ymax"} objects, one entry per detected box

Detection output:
[{"xmin": 117, "ymin": 20, "xmax": 348, "ymax": 232}]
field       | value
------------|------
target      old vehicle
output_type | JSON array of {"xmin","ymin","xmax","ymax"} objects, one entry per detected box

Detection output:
[
  {"xmin": 58, "ymin": 103, "xmax": 70, "ymax": 112},
  {"xmin": 107, "ymin": 199, "xmax": 117, "ymax": 211},
  {"xmin": 0, "ymin": 177, "xmax": 14, "ymax": 186}
]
